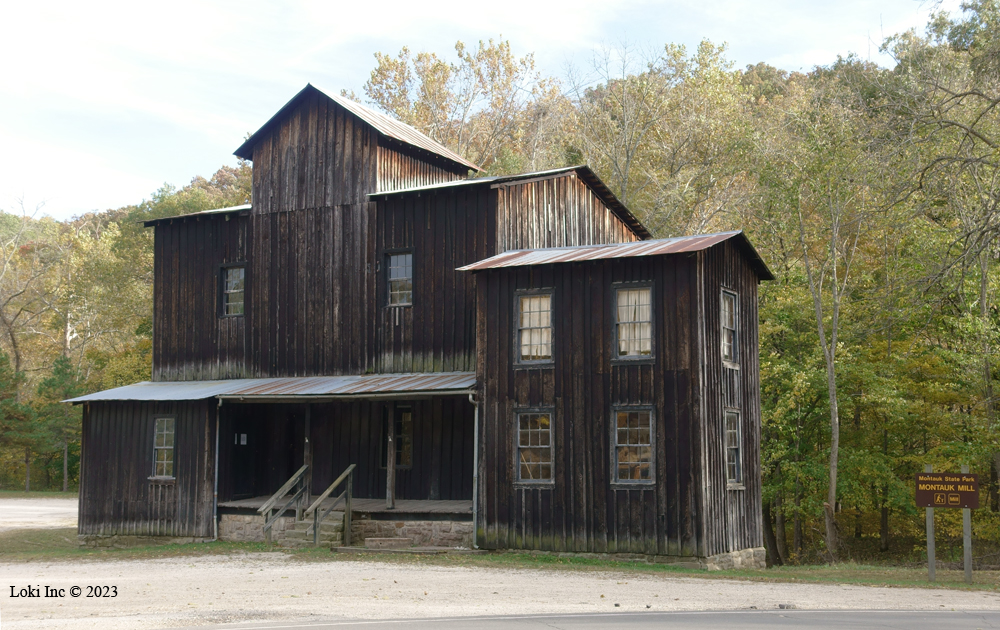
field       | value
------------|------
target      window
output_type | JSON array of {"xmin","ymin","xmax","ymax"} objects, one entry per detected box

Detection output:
[
  {"xmin": 516, "ymin": 411, "xmax": 553, "ymax": 483},
  {"xmin": 614, "ymin": 409, "xmax": 653, "ymax": 483},
  {"xmin": 152, "ymin": 417, "xmax": 175, "ymax": 478},
  {"xmin": 725, "ymin": 410, "xmax": 742, "ymax": 485},
  {"xmin": 722, "ymin": 291, "xmax": 737, "ymax": 362},
  {"xmin": 381, "ymin": 407, "xmax": 413, "ymax": 468},
  {"xmin": 516, "ymin": 292, "xmax": 553, "ymax": 363},
  {"xmin": 387, "ymin": 252, "xmax": 413, "ymax": 306},
  {"xmin": 220, "ymin": 265, "xmax": 245, "ymax": 316},
  {"xmin": 615, "ymin": 286, "xmax": 652, "ymax": 358}
]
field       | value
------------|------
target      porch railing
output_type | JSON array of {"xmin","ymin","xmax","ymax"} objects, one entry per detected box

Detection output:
[
  {"xmin": 258, "ymin": 463, "xmax": 309, "ymax": 546},
  {"xmin": 303, "ymin": 464, "xmax": 355, "ymax": 547}
]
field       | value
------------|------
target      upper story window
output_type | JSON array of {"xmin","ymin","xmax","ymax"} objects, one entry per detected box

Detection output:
[
  {"xmin": 387, "ymin": 252, "xmax": 413, "ymax": 306},
  {"xmin": 614, "ymin": 285, "xmax": 652, "ymax": 359},
  {"xmin": 516, "ymin": 292, "xmax": 553, "ymax": 364},
  {"xmin": 220, "ymin": 265, "xmax": 245, "ymax": 317},
  {"xmin": 614, "ymin": 408, "xmax": 653, "ymax": 483},
  {"xmin": 722, "ymin": 291, "xmax": 737, "ymax": 363},
  {"xmin": 725, "ymin": 410, "xmax": 742, "ymax": 485},
  {"xmin": 516, "ymin": 410, "xmax": 553, "ymax": 483},
  {"xmin": 152, "ymin": 417, "xmax": 175, "ymax": 478}
]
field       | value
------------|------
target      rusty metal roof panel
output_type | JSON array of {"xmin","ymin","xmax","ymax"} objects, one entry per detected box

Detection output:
[
  {"xmin": 234, "ymin": 84, "xmax": 480, "ymax": 172},
  {"xmin": 66, "ymin": 372, "xmax": 477, "ymax": 403},
  {"xmin": 457, "ymin": 231, "xmax": 774, "ymax": 280}
]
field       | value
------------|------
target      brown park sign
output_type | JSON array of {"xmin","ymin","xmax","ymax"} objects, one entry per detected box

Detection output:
[{"xmin": 915, "ymin": 472, "xmax": 979, "ymax": 509}]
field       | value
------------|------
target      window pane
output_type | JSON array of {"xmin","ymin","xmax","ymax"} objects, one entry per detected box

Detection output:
[
  {"xmin": 617, "ymin": 288, "xmax": 651, "ymax": 357},
  {"xmin": 517, "ymin": 413, "xmax": 552, "ymax": 481},
  {"xmin": 388, "ymin": 254, "xmax": 413, "ymax": 305},
  {"xmin": 615, "ymin": 410, "xmax": 652, "ymax": 482},
  {"xmin": 518, "ymin": 293, "xmax": 553, "ymax": 361}
]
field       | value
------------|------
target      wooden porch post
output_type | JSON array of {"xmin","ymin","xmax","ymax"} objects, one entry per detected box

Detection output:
[
  {"xmin": 301, "ymin": 404, "xmax": 312, "ymax": 521},
  {"xmin": 386, "ymin": 401, "xmax": 396, "ymax": 509}
]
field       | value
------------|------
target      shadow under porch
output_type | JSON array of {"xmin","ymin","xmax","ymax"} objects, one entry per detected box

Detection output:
[{"xmin": 216, "ymin": 396, "xmax": 475, "ymax": 518}]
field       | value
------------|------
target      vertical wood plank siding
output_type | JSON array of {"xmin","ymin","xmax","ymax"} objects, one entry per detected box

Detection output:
[
  {"xmin": 78, "ymin": 401, "xmax": 216, "ymax": 537},
  {"xmin": 475, "ymin": 243, "xmax": 763, "ymax": 556},
  {"xmin": 495, "ymin": 174, "xmax": 640, "ymax": 251},
  {"xmin": 698, "ymin": 241, "xmax": 764, "ymax": 556},
  {"xmin": 377, "ymin": 140, "xmax": 467, "ymax": 192},
  {"xmin": 475, "ymin": 255, "xmax": 703, "ymax": 554},
  {"xmin": 152, "ymin": 214, "xmax": 248, "ymax": 381}
]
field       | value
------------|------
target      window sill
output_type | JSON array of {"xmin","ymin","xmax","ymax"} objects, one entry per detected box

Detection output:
[
  {"xmin": 385, "ymin": 304, "xmax": 412, "ymax": 309},
  {"xmin": 611, "ymin": 357, "xmax": 655, "ymax": 365},
  {"xmin": 148, "ymin": 476, "xmax": 175, "ymax": 483},
  {"xmin": 722, "ymin": 360, "xmax": 740, "ymax": 370},
  {"xmin": 610, "ymin": 481, "xmax": 656, "ymax": 488},
  {"xmin": 514, "ymin": 482, "xmax": 555, "ymax": 489},
  {"xmin": 513, "ymin": 362, "xmax": 554, "ymax": 370},
  {"xmin": 219, "ymin": 314, "xmax": 245, "ymax": 319},
  {"xmin": 727, "ymin": 483, "xmax": 745, "ymax": 491}
]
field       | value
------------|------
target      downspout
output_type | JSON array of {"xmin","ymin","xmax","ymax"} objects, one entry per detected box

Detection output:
[
  {"xmin": 468, "ymin": 392, "xmax": 479, "ymax": 549},
  {"xmin": 214, "ymin": 398, "xmax": 221, "ymax": 541}
]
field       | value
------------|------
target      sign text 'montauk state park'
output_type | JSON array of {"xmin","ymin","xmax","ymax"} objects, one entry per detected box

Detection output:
[{"xmin": 915, "ymin": 472, "xmax": 979, "ymax": 509}]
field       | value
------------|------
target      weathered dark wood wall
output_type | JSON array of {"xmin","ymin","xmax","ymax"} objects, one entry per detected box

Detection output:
[
  {"xmin": 374, "ymin": 173, "xmax": 640, "ymax": 374},
  {"xmin": 698, "ymin": 240, "xmax": 764, "ymax": 556},
  {"xmin": 152, "ymin": 213, "xmax": 248, "ymax": 381},
  {"xmin": 474, "ymin": 255, "xmax": 705, "ymax": 555},
  {"xmin": 78, "ymin": 401, "xmax": 216, "ymax": 537},
  {"xmin": 377, "ymin": 140, "xmax": 467, "ymax": 192},
  {"xmin": 217, "ymin": 398, "xmax": 473, "ymax": 503},
  {"xmin": 495, "ymin": 173, "xmax": 641, "ymax": 251}
]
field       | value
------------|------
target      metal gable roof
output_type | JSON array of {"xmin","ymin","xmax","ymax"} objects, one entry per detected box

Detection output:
[
  {"xmin": 234, "ymin": 84, "xmax": 481, "ymax": 172},
  {"xmin": 65, "ymin": 372, "xmax": 477, "ymax": 403},
  {"xmin": 457, "ymin": 231, "xmax": 775, "ymax": 280}
]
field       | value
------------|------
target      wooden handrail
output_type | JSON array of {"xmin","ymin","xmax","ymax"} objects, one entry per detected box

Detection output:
[
  {"xmin": 304, "ymin": 464, "xmax": 356, "ymax": 517},
  {"xmin": 258, "ymin": 464, "xmax": 310, "ymax": 515}
]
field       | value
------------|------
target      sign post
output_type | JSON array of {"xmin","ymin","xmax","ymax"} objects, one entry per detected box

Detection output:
[
  {"xmin": 963, "ymin": 464, "xmax": 972, "ymax": 585},
  {"xmin": 915, "ymin": 466, "xmax": 979, "ymax": 584}
]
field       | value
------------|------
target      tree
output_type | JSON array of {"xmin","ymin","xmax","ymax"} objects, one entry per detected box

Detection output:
[{"xmin": 36, "ymin": 356, "xmax": 83, "ymax": 491}]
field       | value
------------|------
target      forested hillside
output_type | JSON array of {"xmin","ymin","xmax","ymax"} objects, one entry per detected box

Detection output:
[{"xmin": 2, "ymin": 2, "xmax": 999, "ymax": 565}]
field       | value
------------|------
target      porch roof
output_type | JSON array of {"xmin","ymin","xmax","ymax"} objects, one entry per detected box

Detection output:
[{"xmin": 65, "ymin": 372, "xmax": 477, "ymax": 404}]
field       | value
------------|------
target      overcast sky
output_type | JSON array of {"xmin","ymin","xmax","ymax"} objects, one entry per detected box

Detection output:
[{"xmin": 0, "ymin": 0, "xmax": 958, "ymax": 221}]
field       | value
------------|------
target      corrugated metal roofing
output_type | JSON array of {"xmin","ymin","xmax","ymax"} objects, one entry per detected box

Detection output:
[
  {"xmin": 66, "ymin": 372, "xmax": 477, "ymax": 403},
  {"xmin": 372, "ymin": 165, "xmax": 651, "ymax": 241},
  {"xmin": 234, "ymin": 84, "xmax": 481, "ymax": 172},
  {"xmin": 142, "ymin": 204, "xmax": 251, "ymax": 227},
  {"xmin": 457, "ymin": 231, "xmax": 775, "ymax": 280}
]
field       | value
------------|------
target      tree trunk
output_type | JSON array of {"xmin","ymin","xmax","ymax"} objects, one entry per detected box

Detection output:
[
  {"xmin": 793, "ymin": 480, "xmax": 803, "ymax": 558},
  {"xmin": 762, "ymin": 501, "xmax": 782, "ymax": 567},
  {"xmin": 774, "ymin": 471, "xmax": 788, "ymax": 564},
  {"xmin": 24, "ymin": 447, "xmax": 30, "ymax": 492},
  {"xmin": 880, "ymin": 428, "xmax": 890, "ymax": 551},
  {"xmin": 63, "ymin": 441, "xmax": 69, "ymax": 492},
  {"xmin": 823, "ymin": 352, "xmax": 841, "ymax": 561}
]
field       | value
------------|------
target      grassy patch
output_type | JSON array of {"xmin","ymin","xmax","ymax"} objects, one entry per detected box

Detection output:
[
  {"xmin": 0, "ymin": 490, "xmax": 78, "ymax": 499},
  {"xmin": 0, "ymin": 528, "xmax": 995, "ymax": 591}
]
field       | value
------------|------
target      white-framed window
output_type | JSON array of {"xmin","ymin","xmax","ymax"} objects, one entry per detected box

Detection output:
[
  {"xmin": 725, "ymin": 409, "xmax": 742, "ymax": 485},
  {"xmin": 614, "ymin": 285, "xmax": 652, "ymax": 359},
  {"xmin": 220, "ymin": 265, "xmax": 245, "ymax": 316},
  {"xmin": 387, "ymin": 252, "xmax": 413, "ymax": 306},
  {"xmin": 613, "ymin": 408, "xmax": 654, "ymax": 483},
  {"xmin": 516, "ymin": 410, "xmax": 553, "ymax": 483},
  {"xmin": 516, "ymin": 291, "xmax": 553, "ymax": 364},
  {"xmin": 722, "ymin": 290, "xmax": 737, "ymax": 363},
  {"xmin": 152, "ymin": 417, "xmax": 175, "ymax": 478}
]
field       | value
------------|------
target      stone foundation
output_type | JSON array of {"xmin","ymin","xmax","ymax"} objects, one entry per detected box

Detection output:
[
  {"xmin": 703, "ymin": 547, "xmax": 767, "ymax": 571},
  {"xmin": 350, "ymin": 517, "xmax": 473, "ymax": 548},
  {"xmin": 218, "ymin": 514, "xmax": 296, "ymax": 543},
  {"xmin": 78, "ymin": 535, "xmax": 213, "ymax": 548}
]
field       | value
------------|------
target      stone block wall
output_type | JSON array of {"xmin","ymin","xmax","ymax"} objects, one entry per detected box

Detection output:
[
  {"xmin": 703, "ymin": 547, "xmax": 767, "ymax": 571},
  {"xmin": 350, "ymin": 517, "xmax": 473, "ymax": 548},
  {"xmin": 218, "ymin": 514, "xmax": 295, "ymax": 543}
]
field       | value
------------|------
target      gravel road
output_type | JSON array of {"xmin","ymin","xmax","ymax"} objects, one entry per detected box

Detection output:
[
  {"xmin": 0, "ymin": 498, "xmax": 77, "ymax": 532},
  {"xmin": 2, "ymin": 553, "xmax": 999, "ymax": 630}
]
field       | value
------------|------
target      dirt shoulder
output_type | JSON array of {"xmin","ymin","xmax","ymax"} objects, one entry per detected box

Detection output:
[
  {"xmin": 0, "ymin": 497, "xmax": 77, "ymax": 532},
  {"xmin": 1, "ymin": 552, "xmax": 999, "ymax": 630}
]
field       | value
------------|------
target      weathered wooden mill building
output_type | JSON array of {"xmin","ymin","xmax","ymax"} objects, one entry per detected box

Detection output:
[{"xmin": 69, "ymin": 83, "xmax": 772, "ymax": 568}]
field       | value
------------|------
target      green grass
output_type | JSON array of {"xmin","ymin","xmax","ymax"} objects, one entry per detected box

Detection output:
[{"xmin": 0, "ymin": 527, "xmax": 994, "ymax": 591}]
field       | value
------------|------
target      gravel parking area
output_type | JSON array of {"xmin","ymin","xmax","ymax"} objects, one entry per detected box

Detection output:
[
  {"xmin": 0, "ymin": 498, "xmax": 77, "ymax": 532},
  {"xmin": 1, "ymin": 497, "xmax": 998, "ymax": 630},
  {"xmin": 2, "ymin": 553, "xmax": 999, "ymax": 630}
]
